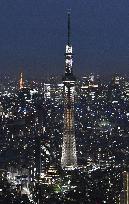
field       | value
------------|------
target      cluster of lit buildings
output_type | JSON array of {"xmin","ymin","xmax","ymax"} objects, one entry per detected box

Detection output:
[{"xmin": 1, "ymin": 71, "xmax": 129, "ymax": 203}]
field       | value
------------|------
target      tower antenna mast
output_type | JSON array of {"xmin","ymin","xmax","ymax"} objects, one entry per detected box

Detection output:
[{"xmin": 67, "ymin": 9, "xmax": 71, "ymax": 46}]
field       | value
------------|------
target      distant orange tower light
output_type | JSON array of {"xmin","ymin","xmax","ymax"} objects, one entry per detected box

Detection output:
[{"xmin": 19, "ymin": 72, "xmax": 24, "ymax": 89}]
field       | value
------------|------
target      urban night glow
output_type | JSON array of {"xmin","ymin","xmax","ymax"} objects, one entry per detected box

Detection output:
[{"xmin": 0, "ymin": 1, "xmax": 129, "ymax": 204}]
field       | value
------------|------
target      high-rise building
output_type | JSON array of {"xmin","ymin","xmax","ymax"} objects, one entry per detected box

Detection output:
[
  {"xmin": 61, "ymin": 11, "xmax": 77, "ymax": 169},
  {"xmin": 119, "ymin": 171, "xmax": 129, "ymax": 204}
]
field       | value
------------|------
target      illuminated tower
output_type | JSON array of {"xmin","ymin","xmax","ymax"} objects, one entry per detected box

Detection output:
[
  {"xmin": 61, "ymin": 11, "xmax": 77, "ymax": 169},
  {"xmin": 123, "ymin": 171, "xmax": 129, "ymax": 204},
  {"xmin": 119, "ymin": 171, "xmax": 129, "ymax": 204},
  {"xmin": 19, "ymin": 72, "xmax": 24, "ymax": 89}
]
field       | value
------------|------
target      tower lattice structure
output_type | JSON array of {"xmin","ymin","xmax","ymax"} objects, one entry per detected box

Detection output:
[{"xmin": 61, "ymin": 11, "xmax": 77, "ymax": 169}]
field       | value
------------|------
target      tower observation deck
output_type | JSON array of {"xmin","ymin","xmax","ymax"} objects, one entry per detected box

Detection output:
[{"xmin": 61, "ymin": 11, "xmax": 77, "ymax": 169}]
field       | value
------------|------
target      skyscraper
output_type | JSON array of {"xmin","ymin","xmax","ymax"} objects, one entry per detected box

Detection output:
[
  {"xmin": 119, "ymin": 171, "xmax": 129, "ymax": 204},
  {"xmin": 61, "ymin": 11, "xmax": 77, "ymax": 169}
]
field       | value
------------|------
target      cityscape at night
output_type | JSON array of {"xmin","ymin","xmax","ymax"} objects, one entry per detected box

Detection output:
[{"xmin": 1, "ymin": 1, "xmax": 129, "ymax": 204}]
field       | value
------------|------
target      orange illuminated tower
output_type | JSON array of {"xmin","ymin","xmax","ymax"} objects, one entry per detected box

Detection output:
[
  {"xmin": 61, "ymin": 11, "xmax": 77, "ymax": 169},
  {"xmin": 19, "ymin": 72, "xmax": 24, "ymax": 89}
]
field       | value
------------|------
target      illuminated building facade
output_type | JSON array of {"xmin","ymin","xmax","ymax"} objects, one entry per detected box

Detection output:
[
  {"xmin": 119, "ymin": 171, "xmax": 129, "ymax": 204},
  {"xmin": 61, "ymin": 11, "xmax": 77, "ymax": 169}
]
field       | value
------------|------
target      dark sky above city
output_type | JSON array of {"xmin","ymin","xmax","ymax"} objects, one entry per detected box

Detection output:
[{"xmin": 0, "ymin": 0, "xmax": 129, "ymax": 77}]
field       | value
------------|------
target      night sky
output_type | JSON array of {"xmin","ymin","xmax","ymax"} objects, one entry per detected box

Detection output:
[{"xmin": 0, "ymin": 0, "xmax": 129, "ymax": 76}]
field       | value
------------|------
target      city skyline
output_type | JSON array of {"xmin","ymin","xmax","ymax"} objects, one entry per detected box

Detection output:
[
  {"xmin": 1, "ymin": 2, "xmax": 129, "ymax": 203},
  {"xmin": 0, "ymin": 0, "xmax": 129, "ymax": 76}
]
